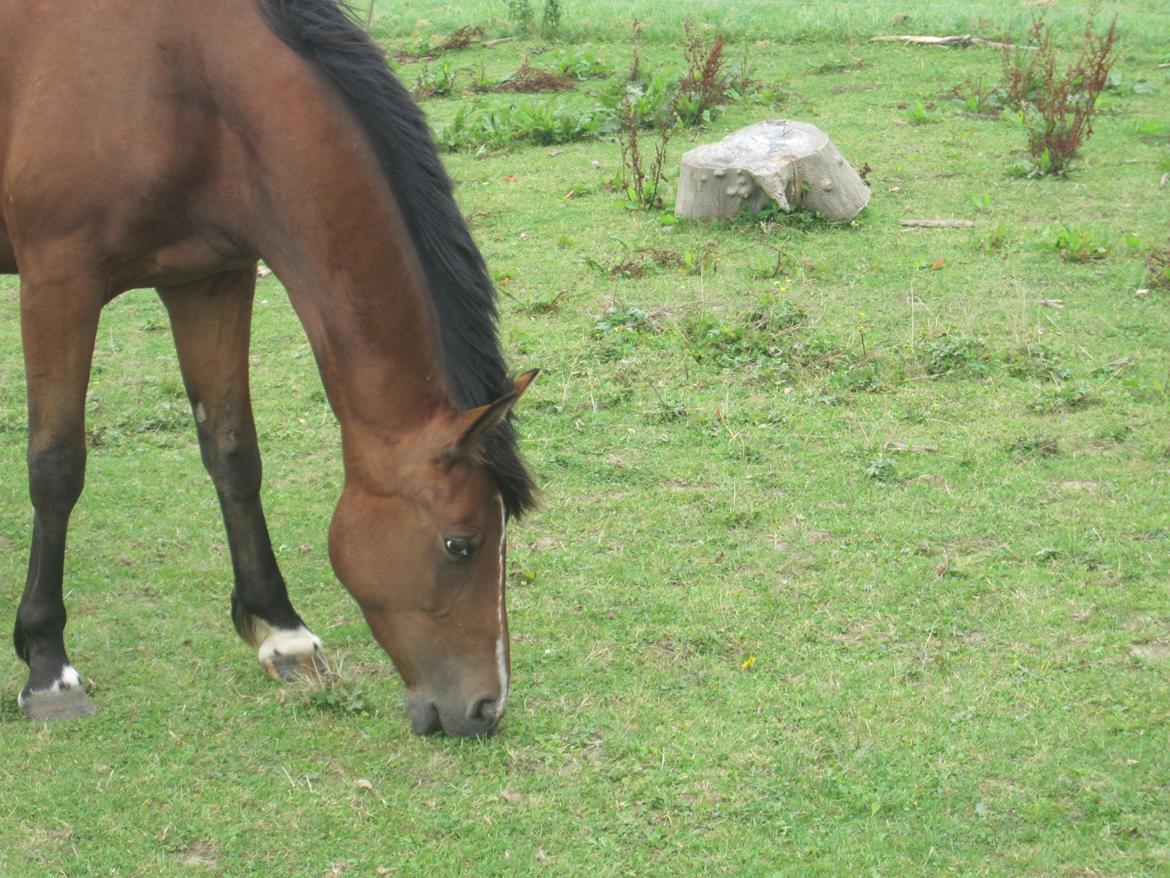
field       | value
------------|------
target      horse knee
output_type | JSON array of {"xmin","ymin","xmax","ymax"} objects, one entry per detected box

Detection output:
[{"xmin": 27, "ymin": 438, "xmax": 87, "ymax": 514}]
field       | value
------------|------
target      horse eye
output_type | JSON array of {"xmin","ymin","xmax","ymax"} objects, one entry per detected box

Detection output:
[{"xmin": 444, "ymin": 537, "xmax": 474, "ymax": 560}]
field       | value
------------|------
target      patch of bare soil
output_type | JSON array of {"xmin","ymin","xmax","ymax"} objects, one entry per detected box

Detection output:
[
  {"xmin": 1128, "ymin": 640, "xmax": 1170, "ymax": 663},
  {"xmin": 175, "ymin": 839, "xmax": 222, "ymax": 871},
  {"xmin": 1061, "ymin": 480, "xmax": 1103, "ymax": 492}
]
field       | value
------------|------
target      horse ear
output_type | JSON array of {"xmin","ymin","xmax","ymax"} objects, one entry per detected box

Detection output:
[
  {"xmin": 510, "ymin": 368, "xmax": 540, "ymax": 400},
  {"xmin": 451, "ymin": 370, "xmax": 539, "ymax": 459}
]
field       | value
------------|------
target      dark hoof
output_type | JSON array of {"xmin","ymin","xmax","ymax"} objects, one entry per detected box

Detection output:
[
  {"xmin": 263, "ymin": 649, "xmax": 333, "ymax": 683},
  {"xmin": 20, "ymin": 685, "xmax": 98, "ymax": 721}
]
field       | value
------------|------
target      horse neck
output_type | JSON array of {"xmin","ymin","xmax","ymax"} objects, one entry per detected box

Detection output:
[{"xmin": 241, "ymin": 73, "xmax": 451, "ymax": 484}]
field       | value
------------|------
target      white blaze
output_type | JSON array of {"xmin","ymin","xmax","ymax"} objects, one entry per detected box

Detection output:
[{"xmin": 495, "ymin": 496, "xmax": 509, "ymax": 713}]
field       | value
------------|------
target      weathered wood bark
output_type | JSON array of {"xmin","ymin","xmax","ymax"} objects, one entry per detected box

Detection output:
[{"xmin": 675, "ymin": 120, "xmax": 870, "ymax": 222}]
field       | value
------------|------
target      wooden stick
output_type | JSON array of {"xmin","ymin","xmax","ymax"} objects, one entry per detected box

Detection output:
[
  {"xmin": 872, "ymin": 34, "xmax": 1034, "ymax": 50},
  {"xmin": 901, "ymin": 219, "xmax": 976, "ymax": 229}
]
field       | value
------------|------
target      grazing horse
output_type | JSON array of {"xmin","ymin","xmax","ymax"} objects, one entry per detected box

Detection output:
[{"xmin": 0, "ymin": 0, "xmax": 536, "ymax": 737}]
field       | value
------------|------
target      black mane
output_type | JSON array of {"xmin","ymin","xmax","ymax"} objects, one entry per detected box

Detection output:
[{"xmin": 254, "ymin": 0, "xmax": 534, "ymax": 518}]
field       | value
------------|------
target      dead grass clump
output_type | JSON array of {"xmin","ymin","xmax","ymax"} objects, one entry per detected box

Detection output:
[
  {"xmin": 495, "ymin": 62, "xmax": 578, "ymax": 93},
  {"xmin": 1143, "ymin": 242, "xmax": 1170, "ymax": 292},
  {"xmin": 438, "ymin": 25, "xmax": 485, "ymax": 51},
  {"xmin": 636, "ymin": 248, "xmax": 684, "ymax": 269},
  {"xmin": 587, "ymin": 248, "xmax": 684, "ymax": 279}
]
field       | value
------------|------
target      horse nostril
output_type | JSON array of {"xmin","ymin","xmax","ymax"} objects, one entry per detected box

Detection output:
[
  {"xmin": 468, "ymin": 695, "xmax": 500, "ymax": 722},
  {"xmin": 408, "ymin": 699, "xmax": 442, "ymax": 736}
]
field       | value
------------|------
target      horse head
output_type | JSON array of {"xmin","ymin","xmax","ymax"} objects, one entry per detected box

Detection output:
[{"xmin": 327, "ymin": 371, "xmax": 537, "ymax": 737}]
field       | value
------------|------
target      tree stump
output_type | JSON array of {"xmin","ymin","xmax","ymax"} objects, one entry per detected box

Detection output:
[{"xmin": 675, "ymin": 120, "xmax": 870, "ymax": 222}]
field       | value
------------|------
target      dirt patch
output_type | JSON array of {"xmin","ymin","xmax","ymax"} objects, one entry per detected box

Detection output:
[
  {"xmin": 175, "ymin": 839, "xmax": 221, "ymax": 871},
  {"xmin": 1061, "ymin": 480, "xmax": 1104, "ymax": 492},
  {"xmin": 1128, "ymin": 641, "xmax": 1170, "ymax": 663}
]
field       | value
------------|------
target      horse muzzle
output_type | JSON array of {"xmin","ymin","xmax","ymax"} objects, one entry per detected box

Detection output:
[{"xmin": 405, "ymin": 689, "xmax": 504, "ymax": 738}]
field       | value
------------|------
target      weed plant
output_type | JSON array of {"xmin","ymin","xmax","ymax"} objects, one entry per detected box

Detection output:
[
  {"xmin": 916, "ymin": 332, "xmax": 989, "ymax": 377},
  {"xmin": 428, "ymin": 18, "xmax": 756, "ymax": 154},
  {"xmin": 436, "ymin": 100, "xmax": 610, "ymax": 150},
  {"xmin": 615, "ymin": 18, "xmax": 734, "ymax": 208},
  {"xmin": 904, "ymin": 101, "xmax": 940, "ymax": 125},
  {"xmin": 1144, "ymin": 238, "xmax": 1170, "ymax": 291},
  {"xmin": 506, "ymin": 0, "xmax": 534, "ymax": 35},
  {"xmin": 674, "ymin": 21, "xmax": 729, "ymax": 127},
  {"xmin": 541, "ymin": 0, "xmax": 562, "ymax": 38},
  {"xmin": 948, "ymin": 77, "xmax": 1010, "ymax": 116},
  {"xmin": 1001, "ymin": 11, "xmax": 1119, "ymax": 175},
  {"xmin": 616, "ymin": 24, "xmax": 674, "ymax": 209},
  {"xmin": 550, "ymin": 48, "xmax": 612, "ymax": 80},
  {"xmin": 508, "ymin": 0, "xmax": 564, "ymax": 38},
  {"xmin": 411, "ymin": 61, "xmax": 460, "ymax": 98},
  {"xmin": 1052, "ymin": 225, "xmax": 1110, "ymax": 262}
]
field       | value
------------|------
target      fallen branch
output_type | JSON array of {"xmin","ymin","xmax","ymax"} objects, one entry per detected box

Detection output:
[
  {"xmin": 883, "ymin": 441, "xmax": 939, "ymax": 454},
  {"xmin": 483, "ymin": 37, "xmax": 517, "ymax": 47},
  {"xmin": 901, "ymin": 219, "xmax": 976, "ymax": 228},
  {"xmin": 437, "ymin": 25, "xmax": 486, "ymax": 51},
  {"xmin": 872, "ymin": 34, "xmax": 1034, "ymax": 50}
]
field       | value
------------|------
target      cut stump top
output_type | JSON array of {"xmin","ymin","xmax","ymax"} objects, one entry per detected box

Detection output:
[
  {"xmin": 675, "ymin": 120, "xmax": 869, "ymax": 222},
  {"xmin": 680, "ymin": 120, "xmax": 828, "ymax": 170}
]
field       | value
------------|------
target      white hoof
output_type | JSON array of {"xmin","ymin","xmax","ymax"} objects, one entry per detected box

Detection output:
[{"xmin": 257, "ymin": 626, "xmax": 329, "ymax": 681}]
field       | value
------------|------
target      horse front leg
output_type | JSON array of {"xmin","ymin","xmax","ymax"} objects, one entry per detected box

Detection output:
[
  {"xmin": 14, "ymin": 267, "xmax": 102, "ymax": 720},
  {"xmin": 158, "ymin": 268, "xmax": 328, "ymax": 682}
]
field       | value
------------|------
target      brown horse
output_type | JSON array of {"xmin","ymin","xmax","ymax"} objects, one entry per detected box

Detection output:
[{"xmin": 0, "ymin": 0, "xmax": 537, "ymax": 737}]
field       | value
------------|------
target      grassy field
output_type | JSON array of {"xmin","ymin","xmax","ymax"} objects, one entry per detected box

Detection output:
[{"xmin": 2, "ymin": 1, "xmax": 1169, "ymax": 875}]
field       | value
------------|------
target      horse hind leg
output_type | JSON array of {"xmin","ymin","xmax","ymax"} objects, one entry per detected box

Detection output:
[
  {"xmin": 14, "ymin": 263, "xmax": 103, "ymax": 720},
  {"xmin": 158, "ymin": 268, "xmax": 329, "ymax": 682}
]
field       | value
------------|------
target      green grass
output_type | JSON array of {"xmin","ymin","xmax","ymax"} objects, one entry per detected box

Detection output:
[
  {"xmin": 377, "ymin": 0, "xmax": 1170, "ymax": 48},
  {"xmin": 3, "ymin": 2, "xmax": 1170, "ymax": 875}
]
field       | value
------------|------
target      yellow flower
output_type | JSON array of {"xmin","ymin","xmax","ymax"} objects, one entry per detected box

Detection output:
[{"xmin": 741, "ymin": 655, "xmax": 757, "ymax": 670}]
